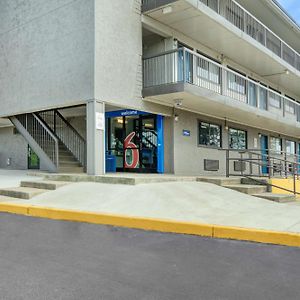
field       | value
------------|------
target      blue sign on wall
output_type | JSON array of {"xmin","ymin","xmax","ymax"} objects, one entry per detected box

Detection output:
[{"xmin": 183, "ymin": 129, "xmax": 190, "ymax": 137}]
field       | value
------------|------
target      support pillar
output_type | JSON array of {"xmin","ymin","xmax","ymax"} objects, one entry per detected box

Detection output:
[{"xmin": 86, "ymin": 100, "xmax": 105, "ymax": 175}]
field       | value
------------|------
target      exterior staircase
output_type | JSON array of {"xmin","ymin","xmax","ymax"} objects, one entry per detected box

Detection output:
[
  {"xmin": 10, "ymin": 110, "xmax": 86, "ymax": 174},
  {"xmin": 197, "ymin": 177, "xmax": 296, "ymax": 203},
  {"xmin": 58, "ymin": 142, "xmax": 84, "ymax": 173}
]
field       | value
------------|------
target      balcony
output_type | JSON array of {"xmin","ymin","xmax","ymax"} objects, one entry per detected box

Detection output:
[
  {"xmin": 143, "ymin": 48, "xmax": 300, "ymax": 136},
  {"xmin": 142, "ymin": 0, "xmax": 300, "ymax": 96}
]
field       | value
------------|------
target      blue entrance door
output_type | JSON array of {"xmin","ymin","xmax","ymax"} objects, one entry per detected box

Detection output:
[{"xmin": 260, "ymin": 135, "xmax": 269, "ymax": 175}]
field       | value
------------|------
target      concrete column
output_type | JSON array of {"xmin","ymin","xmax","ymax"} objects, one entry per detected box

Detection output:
[{"xmin": 86, "ymin": 100, "xmax": 105, "ymax": 175}]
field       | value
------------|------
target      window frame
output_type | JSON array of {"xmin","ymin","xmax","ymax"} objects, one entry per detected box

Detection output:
[
  {"xmin": 228, "ymin": 127, "xmax": 247, "ymax": 150},
  {"xmin": 269, "ymin": 136, "xmax": 282, "ymax": 154},
  {"xmin": 198, "ymin": 120, "xmax": 222, "ymax": 148},
  {"xmin": 286, "ymin": 140, "xmax": 296, "ymax": 155}
]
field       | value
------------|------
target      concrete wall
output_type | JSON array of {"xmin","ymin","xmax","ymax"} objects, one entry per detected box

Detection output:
[
  {"xmin": 172, "ymin": 109, "xmax": 299, "ymax": 176},
  {"xmin": 0, "ymin": 127, "xmax": 27, "ymax": 170},
  {"xmin": 0, "ymin": 0, "xmax": 95, "ymax": 117}
]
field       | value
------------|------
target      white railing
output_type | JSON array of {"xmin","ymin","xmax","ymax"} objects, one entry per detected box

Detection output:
[
  {"xmin": 198, "ymin": 0, "xmax": 300, "ymax": 72},
  {"xmin": 143, "ymin": 48, "xmax": 300, "ymax": 122}
]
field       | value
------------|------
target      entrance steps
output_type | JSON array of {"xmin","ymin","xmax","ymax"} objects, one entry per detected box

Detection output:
[
  {"xmin": 197, "ymin": 177, "xmax": 296, "ymax": 203},
  {"xmin": 222, "ymin": 184, "xmax": 267, "ymax": 195},
  {"xmin": 0, "ymin": 187, "xmax": 47, "ymax": 200},
  {"xmin": 0, "ymin": 180, "xmax": 70, "ymax": 200}
]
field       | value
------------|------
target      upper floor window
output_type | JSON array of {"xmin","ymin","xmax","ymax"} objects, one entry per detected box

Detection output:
[
  {"xmin": 199, "ymin": 121, "xmax": 221, "ymax": 148},
  {"xmin": 227, "ymin": 71, "xmax": 246, "ymax": 95},
  {"xmin": 269, "ymin": 89, "xmax": 281, "ymax": 109},
  {"xmin": 285, "ymin": 96, "xmax": 296, "ymax": 114},
  {"xmin": 229, "ymin": 128, "xmax": 247, "ymax": 150}
]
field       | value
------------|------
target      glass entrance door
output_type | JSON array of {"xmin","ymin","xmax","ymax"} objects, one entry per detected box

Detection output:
[{"xmin": 107, "ymin": 114, "xmax": 158, "ymax": 173}]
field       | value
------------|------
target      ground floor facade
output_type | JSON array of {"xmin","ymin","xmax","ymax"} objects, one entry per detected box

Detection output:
[{"xmin": 0, "ymin": 100, "xmax": 299, "ymax": 176}]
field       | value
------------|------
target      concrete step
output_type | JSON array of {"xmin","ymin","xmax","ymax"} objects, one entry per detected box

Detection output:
[
  {"xmin": 58, "ymin": 166, "xmax": 84, "ymax": 174},
  {"xmin": 21, "ymin": 180, "xmax": 70, "ymax": 190},
  {"xmin": 197, "ymin": 177, "xmax": 241, "ymax": 186},
  {"xmin": 59, "ymin": 160, "xmax": 81, "ymax": 167},
  {"xmin": 223, "ymin": 184, "xmax": 267, "ymax": 195},
  {"xmin": 241, "ymin": 177, "xmax": 269, "ymax": 186},
  {"xmin": 0, "ymin": 187, "xmax": 47, "ymax": 199},
  {"xmin": 253, "ymin": 193, "xmax": 296, "ymax": 203},
  {"xmin": 58, "ymin": 155, "xmax": 77, "ymax": 162}
]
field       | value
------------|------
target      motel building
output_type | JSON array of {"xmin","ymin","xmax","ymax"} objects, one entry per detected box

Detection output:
[{"xmin": 0, "ymin": 0, "xmax": 300, "ymax": 178}]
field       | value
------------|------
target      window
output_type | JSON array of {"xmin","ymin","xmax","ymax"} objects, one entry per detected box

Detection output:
[
  {"xmin": 227, "ymin": 71, "xmax": 246, "ymax": 95},
  {"xmin": 199, "ymin": 121, "xmax": 221, "ymax": 147},
  {"xmin": 229, "ymin": 128, "xmax": 247, "ymax": 150},
  {"xmin": 270, "ymin": 137, "xmax": 282, "ymax": 154},
  {"xmin": 286, "ymin": 140, "xmax": 296, "ymax": 155},
  {"xmin": 196, "ymin": 51, "xmax": 221, "ymax": 85},
  {"xmin": 285, "ymin": 99, "xmax": 296, "ymax": 114},
  {"xmin": 269, "ymin": 89, "xmax": 281, "ymax": 109}
]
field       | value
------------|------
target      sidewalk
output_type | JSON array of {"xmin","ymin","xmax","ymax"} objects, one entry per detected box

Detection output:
[{"xmin": 1, "ymin": 170, "xmax": 300, "ymax": 246}]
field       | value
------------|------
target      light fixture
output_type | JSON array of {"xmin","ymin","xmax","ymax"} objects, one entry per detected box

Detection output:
[
  {"xmin": 262, "ymin": 69, "xmax": 290, "ymax": 77},
  {"xmin": 174, "ymin": 99, "xmax": 183, "ymax": 107},
  {"xmin": 224, "ymin": 118, "xmax": 229, "ymax": 130},
  {"xmin": 174, "ymin": 114, "xmax": 179, "ymax": 122},
  {"xmin": 162, "ymin": 6, "xmax": 173, "ymax": 14}
]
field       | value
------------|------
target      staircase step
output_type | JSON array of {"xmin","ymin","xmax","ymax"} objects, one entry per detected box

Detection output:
[
  {"xmin": 59, "ymin": 161, "xmax": 81, "ymax": 167},
  {"xmin": 0, "ymin": 187, "xmax": 47, "ymax": 200},
  {"xmin": 223, "ymin": 184, "xmax": 267, "ymax": 195},
  {"xmin": 241, "ymin": 177, "xmax": 269, "ymax": 186},
  {"xmin": 253, "ymin": 193, "xmax": 296, "ymax": 203},
  {"xmin": 197, "ymin": 177, "xmax": 241, "ymax": 186},
  {"xmin": 21, "ymin": 180, "xmax": 70, "ymax": 190},
  {"xmin": 59, "ymin": 166, "xmax": 84, "ymax": 174}
]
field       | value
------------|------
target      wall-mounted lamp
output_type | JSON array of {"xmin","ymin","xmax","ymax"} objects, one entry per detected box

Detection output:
[
  {"xmin": 262, "ymin": 69, "xmax": 289, "ymax": 77},
  {"xmin": 174, "ymin": 114, "xmax": 179, "ymax": 122},
  {"xmin": 224, "ymin": 118, "xmax": 229, "ymax": 131}
]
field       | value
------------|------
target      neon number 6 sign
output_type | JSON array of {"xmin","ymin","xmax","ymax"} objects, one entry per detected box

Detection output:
[{"xmin": 124, "ymin": 132, "xmax": 139, "ymax": 168}]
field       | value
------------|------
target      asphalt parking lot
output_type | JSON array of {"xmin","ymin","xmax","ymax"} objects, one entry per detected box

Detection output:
[{"xmin": 0, "ymin": 213, "xmax": 300, "ymax": 300}]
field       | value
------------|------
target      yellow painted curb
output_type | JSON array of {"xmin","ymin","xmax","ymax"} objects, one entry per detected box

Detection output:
[{"xmin": 0, "ymin": 202, "xmax": 299, "ymax": 247}]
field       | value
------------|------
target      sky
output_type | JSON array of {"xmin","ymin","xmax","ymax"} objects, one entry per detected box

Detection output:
[{"xmin": 276, "ymin": 0, "xmax": 300, "ymax": 26}]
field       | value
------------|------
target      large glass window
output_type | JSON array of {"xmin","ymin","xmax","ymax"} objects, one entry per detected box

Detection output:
[
  {"xmin": 199, "ymin": 121, "xmax": 221, "ymax": 148},
  {"xmin": 270, "ymin": 137, "xmax": 282, "ymax": 154},
  {"xmin": 229, "ymin": 128, "xmax": 247, "ymax": 150},
  {"xmin": 286, "ymin": 140, "xmax": 296, "ymax": 155}
]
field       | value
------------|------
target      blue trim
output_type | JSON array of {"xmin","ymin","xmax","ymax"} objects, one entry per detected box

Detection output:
[
  {"xmin": 157, "ymin": 115, "xmax": 164, "ymax": 174},
  {"xmin": 260, "ymin": 135, "xmax": 268, "ymax": 175},
  {"xmin": 105, "ymin": 109, "xmax": 150, "ymax": 118}
]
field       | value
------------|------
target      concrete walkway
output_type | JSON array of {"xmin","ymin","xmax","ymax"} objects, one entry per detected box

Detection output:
[{"xmin": 1, "ymin": 171, "xmax": 300, "ymax": 234}]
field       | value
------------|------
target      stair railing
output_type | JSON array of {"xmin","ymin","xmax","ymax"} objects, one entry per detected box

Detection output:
[
  {"xmin": 222, "ymin": 148, "xmax": 300, "ymax": 195},
  {"xmin": 38, "ymin": 110, "xmax": 86, "ymax": 169},
  {"xmin": 16, "ymin": 113, "xmax": 59, "ymax": 169}
]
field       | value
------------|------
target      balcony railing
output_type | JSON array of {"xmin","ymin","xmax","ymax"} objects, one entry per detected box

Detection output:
[
  {"xmin": 199, "ymin": 0, "xmax": 300, "ymax": 72},
  {"xmin": 143, "ymin": 48, "xmax": 300, "ymax": 122}
]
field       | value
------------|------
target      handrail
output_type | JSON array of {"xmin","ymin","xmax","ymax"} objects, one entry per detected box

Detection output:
[
  {"xmin": 144, "ymin": 47, "xmax": 300, "ymax": 109},
  {"xmin": 199, "ymin": 0, "xmax": 300, "ymax": 71},
  {"xmin": 55, "ymin": 110, "xmax": 85, "ymax": 142},
  {"xmin": 37, "ymin": 110, "xmax": 87, "ymax": 169},
  {"xmin": 223, "ymin": 147, "xmax": 300, "ymax": 194},
  {"xmin": 16, "ymin": 113, "xmax": 59, "ymax": 169}
]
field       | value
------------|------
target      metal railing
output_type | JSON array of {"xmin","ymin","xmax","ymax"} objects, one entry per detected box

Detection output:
[
  {"xmin": 143, "ymin": 47, "xmax": 300, "ymax": 122},
  {"xmin": 198, "ymin": 0, "xmax": 300, "ymax": 72},
  {"xmin": 223, "ymin": 148, "xmax": 300, "ymax": 195},
  {"xmin": 38, "ymin": 110, "xmax": 86, "ymax": 168},
  {"xmin": 16, "ymin": 113, "xmax": 59, "ymax": 168}
]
